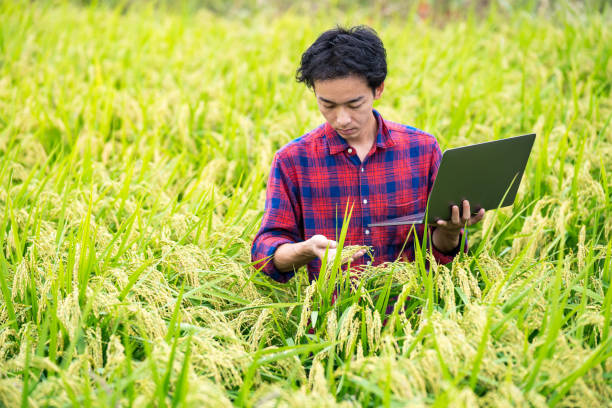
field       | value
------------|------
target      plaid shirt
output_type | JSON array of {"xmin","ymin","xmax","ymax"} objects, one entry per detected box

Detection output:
[{"xmin": 252, "ymin": 110, "xmax": 464, "ymax": 283}]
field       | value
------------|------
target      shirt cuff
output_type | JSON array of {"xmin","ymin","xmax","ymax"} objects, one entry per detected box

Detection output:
[
  {"xmin": 253, "ymin": 237, "xmax": 296, "ymax": 283},
  {"xmin": 430, "ymin": 228, "xmax": 468, "ymax": 265}
]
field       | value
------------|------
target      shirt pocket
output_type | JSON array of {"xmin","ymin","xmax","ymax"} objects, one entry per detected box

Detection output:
[
  {"xmin": 383, "ymin": 196, "xmax": 421, "ymax": 246},
  {"xmin": 385, "ymin": 190, "xmax": 423, "ymax": 217}
]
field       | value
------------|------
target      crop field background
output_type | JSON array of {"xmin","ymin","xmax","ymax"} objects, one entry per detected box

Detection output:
[{"xmin": 0, "ymin": 0, "xmax": 611, "ymax": 406}]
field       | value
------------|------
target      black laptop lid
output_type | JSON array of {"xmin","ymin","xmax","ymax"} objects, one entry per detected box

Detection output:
[{"xmin": 424, "ymin": 133, "xmax": 536, "ymax": 223}]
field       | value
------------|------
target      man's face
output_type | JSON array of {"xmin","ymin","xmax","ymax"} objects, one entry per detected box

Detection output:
[{"xmin": 313, "ymin": 75, "xmax": 384, "ymax": 142}]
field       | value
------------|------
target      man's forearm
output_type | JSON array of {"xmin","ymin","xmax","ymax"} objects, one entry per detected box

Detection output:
[{"xmin": 273, "ymin": 241, "xmax": 317, "ymax": 273}]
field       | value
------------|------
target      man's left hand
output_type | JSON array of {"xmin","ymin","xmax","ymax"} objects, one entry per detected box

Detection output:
[{"xmin": 432, "ymin": 200, "xmax": 485, "ymax": 253}]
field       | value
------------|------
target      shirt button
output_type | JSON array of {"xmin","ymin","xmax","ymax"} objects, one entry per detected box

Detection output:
[
  {"xmin": 365, "ymin": 229, "xmax": 370, "ymax": 235},
  {"xmin": 361, "ymin": 167, "xmax": 364, "ymax": 172},
  {"xmin": 363, "ymin": 199, "xmax": 368, "ymax": 204},
  {"xmin": 347, "ymin": 148, "xmax": 353, "ymax": 154}
]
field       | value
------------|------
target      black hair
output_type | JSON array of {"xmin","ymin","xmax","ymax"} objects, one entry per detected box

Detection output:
[{"xmin": 296, "ymin": 25, "xmax": 387, "ymax": 92}]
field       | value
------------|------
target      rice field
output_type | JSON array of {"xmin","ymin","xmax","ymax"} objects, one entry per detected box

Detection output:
[{"xmin": 0, "ymin": 1, "xmax": 611, "ymax": 406}]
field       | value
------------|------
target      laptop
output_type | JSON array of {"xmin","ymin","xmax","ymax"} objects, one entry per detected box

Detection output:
[{"xmin": 368, "ymin": 133, "xmax": 536, "ymax": 227}]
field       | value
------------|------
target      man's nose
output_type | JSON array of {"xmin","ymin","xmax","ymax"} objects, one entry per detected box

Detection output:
[{"xmin": 336, "ymin": 108, "xmax": 351, "ymax": 126}]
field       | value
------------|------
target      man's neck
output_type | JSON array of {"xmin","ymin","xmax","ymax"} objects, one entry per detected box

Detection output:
[{"xmin": 348, "ymin": 112, "xmax": 378, "ymax": 159}]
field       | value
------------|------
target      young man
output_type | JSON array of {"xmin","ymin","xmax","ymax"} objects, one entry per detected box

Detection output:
[{"xmin": 252, "ymin": 26, "xmax": 484, "ymax": 283}]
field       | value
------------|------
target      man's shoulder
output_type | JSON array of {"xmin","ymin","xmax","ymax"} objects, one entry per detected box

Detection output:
[
  {"xmin": 275, "ymin": 123, "xmax": 326, "ymax": 160},
  {"xmin": 384, "ymin": 118, "xmax": 438, "ymax": 148}
]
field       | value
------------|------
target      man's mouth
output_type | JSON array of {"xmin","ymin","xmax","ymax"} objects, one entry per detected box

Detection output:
[{"xmin": 338, "ymin": 128, "xmax": 357, "ymax": 135}]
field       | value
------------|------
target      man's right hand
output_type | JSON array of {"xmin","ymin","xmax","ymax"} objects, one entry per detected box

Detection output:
[
  {"xmin": 273, "ymin": 234, "xmax": 366, "ymax": 273},
  {"xmin": 308, "ymin": 234, "xmax": 366, "ymax": 263},
  {"xmin": 309, "ymin": 234, "xmax": 338, "ymax": 260}
]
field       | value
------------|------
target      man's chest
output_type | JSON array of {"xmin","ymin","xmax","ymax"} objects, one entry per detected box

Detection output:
[{"xmin": 294, "ymin": 149, "xmax": 431, "ymax": 235}]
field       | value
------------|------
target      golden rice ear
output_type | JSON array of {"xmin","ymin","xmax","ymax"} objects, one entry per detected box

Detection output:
[
  {"xmin": 295, "ymin": 282, "xmax": 316, "ymax": 340},
  {"xmin": 325, "ymin": 309, "xmax": 337, "ymax": 342},
  {"xmin": 307, "ymin": 360, "xmax": 326, "ymax": 393},
  {"xmin": 248, "ymin": 308, "xmax": 272, "ymax": 351}
]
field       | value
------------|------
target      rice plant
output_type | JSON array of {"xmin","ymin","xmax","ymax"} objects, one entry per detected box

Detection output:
[{"xmin": 0, "ymin": 1, "xmax": 610, "ymax": 406}]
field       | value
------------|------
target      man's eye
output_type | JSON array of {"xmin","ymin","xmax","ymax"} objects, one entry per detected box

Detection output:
[
  {"xmin": 324, "ymin": 105, "xmax": 335, "ymax": 109},
  {"xmin": 349, "ymin": 104, "xmax": 362, "ymax": 109}
]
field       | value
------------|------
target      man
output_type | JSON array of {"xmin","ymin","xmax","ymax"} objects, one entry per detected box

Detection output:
[{"xmin": 251, "ymin": 26, "xmax": 484, "ymax": 283}]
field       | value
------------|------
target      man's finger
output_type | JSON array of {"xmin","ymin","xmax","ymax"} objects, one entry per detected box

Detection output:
[
  {"xmin": 462, "ymin": 200, "xmax": 471, "ymax": 224},
  {"xmin": 451, "ymin": 205, "xmax": 460, "ymax": 225},
  {"xmin": 351, "ymin": 249, "xmax": 366, "ymax": 260},
  {"xmin": 340, "ymin": 249, "xmax": 365, "ymax": 264},
  {"xmin": 468, "ymin": 208, "xmax": 485, "ymax": 226},
  {"xmin": 314, "ymin": 247, "xmax": 333, "ymax": 260},
  {"xmin": 326, "ymin": 248, "xmax": 337, "ymax": 259}
]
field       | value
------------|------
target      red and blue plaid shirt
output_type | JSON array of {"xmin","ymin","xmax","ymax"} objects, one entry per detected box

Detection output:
[{"xmin": 252, "ymin": 110, "xmax": 464, "ymax": 283}]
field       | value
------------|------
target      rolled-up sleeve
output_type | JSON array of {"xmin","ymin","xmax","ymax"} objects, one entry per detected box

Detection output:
[{"xmin": 251, "ymin": 152, "xmax": 303, "ymax": 283}]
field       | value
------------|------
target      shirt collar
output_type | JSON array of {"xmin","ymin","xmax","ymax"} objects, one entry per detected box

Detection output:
[{"xmin": 324, "ymin": 109, "xmax": 396, "ymax": 155}]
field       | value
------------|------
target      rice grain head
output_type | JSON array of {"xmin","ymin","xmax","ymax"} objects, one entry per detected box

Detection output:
[
  {"xmin": 325, "ymin": 309, "xmax": 337, "ymax": 342},
  {"xmin": 338, "ymin": 304, "xmax": 359, "ymax": 353},
  {"xmin": 296, "ymin": 282, "xmax": 316, "ymax": 339}
]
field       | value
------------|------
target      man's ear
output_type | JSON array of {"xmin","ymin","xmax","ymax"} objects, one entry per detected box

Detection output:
[{"xmin": 373, "ymin": 82, "xmax": 384, "ymax": 100}]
